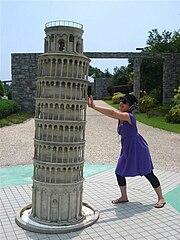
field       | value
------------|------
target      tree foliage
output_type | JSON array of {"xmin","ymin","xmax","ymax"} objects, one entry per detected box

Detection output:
[
  {"xmin": 145, "ymin": 29, "xmax": 180, "ymax": 53},
  {"xmin": 112, "ymin": 65, "xmax": 133, "ymax": 85},
  {"xmin": 0, "ymin": 80, "xmax": 4, "ymax": 96},
  {"xmin": 88, "ymin": 65, "xmax": 112, "ymax": 78}
]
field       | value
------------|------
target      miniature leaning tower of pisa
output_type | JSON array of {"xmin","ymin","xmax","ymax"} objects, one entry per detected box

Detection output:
[{"xmin": 16, "ymin": 20, "xmax": 99, "ymax": 234}]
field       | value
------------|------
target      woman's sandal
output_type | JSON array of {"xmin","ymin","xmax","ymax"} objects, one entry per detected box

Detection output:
[
  {"xmin": 154, "ymin": 202, "xmax": 166, "ymax": 208},
  {"xmin": 112, "ymin": 198, "xmax": 129, "ymax": 204}
]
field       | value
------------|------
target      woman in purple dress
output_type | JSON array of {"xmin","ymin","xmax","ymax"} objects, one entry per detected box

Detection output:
[{"xmin": 88, "ymin": 94, "xmax": 166, "ymax": 208}]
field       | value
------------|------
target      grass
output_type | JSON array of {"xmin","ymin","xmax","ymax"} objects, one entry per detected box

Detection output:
[
  {"xmin": 0, "ymin": 112, "xmax": 34, "ymax": 128},
  {"xmin": 134, "ymin": 113, "xmax": 180, "ymax": 133},
  {"xmin": 104, "ymin": 100, "xmax": 180, "ymax": 134}
]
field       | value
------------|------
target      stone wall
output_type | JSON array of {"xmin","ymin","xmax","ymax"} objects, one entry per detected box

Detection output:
[
  {"xmin": 175, "ymin": 54, "xmax": 180, "ymax": 89},
  {"xmin": 12, "ymin": 53, "xmax": 40, "ymax": 112},
  {"xmin": 162, "ymin": 54, "xmax": 180, "ymax": 104},
  {"xmin": 94, "ymin": 78, "xmax": 112, "ymax": 99}
]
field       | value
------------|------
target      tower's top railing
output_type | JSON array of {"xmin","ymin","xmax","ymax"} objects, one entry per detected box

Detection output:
[{"xmin": 45, "ymin": 20, "xmax": 83, "ymax": 29}]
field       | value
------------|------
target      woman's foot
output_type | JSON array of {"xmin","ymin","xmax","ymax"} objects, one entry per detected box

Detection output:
[
  {"xmin": 112, "ymin": 197, "xmax": 129, "ymax": 204},
  {"xmin": 154, "ymin": 198, "xmax": 166, "ymax": 208}
]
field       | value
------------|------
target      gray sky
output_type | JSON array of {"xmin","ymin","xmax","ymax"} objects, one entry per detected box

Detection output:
[{"xmin": 0, "ymin": 0, "xmax": 179, "ymax": 80}]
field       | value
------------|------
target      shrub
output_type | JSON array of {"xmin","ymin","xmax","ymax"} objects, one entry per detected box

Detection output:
[
  {"xmin": 139, "ymin": 95, "xmax": 156, "ymax": 113},
  {"xmin": 147, "ymin": 105, "xmax": 171, "ymax": 118},
  {"xmin": 112, "ymin": 92, "xmax": 125, "ymax": 104},
  {"xmin": 170, "ymin": 86, "xmax": 180, "ymax": 106},
  {"xmin": 0, "ymin": 99, "xmax": 20, "ymax": 119},
  {"xmin": 166, "ymin": 104, "xmax": 180, "ymax": 123}
]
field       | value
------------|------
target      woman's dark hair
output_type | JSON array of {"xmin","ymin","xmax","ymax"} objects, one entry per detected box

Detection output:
[{"xmin": 121, "ymin": 94, "xmax": 138, "ymax": 112}]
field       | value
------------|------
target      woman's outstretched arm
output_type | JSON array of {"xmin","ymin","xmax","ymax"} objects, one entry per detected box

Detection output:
[{"xmin": 88, "ymin": 96, "xmax": 131, "ymax": 123}]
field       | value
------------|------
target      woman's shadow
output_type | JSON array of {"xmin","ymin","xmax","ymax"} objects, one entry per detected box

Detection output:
[{"xmin": 98, "ymin": 201, "xmax": 154, "ymax": 223}]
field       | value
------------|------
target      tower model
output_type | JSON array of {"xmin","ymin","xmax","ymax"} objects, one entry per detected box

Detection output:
[{"xmin": 16, "ymin": 20, "xmax": 99, "ymax": 233}]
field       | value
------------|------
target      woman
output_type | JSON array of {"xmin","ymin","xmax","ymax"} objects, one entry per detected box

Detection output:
[{"xmin": 88, "ymin": 94, "xmax": 166, "ymax": 208}]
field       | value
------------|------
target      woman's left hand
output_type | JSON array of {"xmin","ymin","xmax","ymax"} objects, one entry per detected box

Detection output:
[{"xmin": 88, "ymin": 95, "xmax": 95, "ymax": 108}]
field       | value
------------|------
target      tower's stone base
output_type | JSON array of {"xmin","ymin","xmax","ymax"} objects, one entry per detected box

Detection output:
[{"xmin": 15, "ymin": 202, "xmax": 99, "ymax": 234}]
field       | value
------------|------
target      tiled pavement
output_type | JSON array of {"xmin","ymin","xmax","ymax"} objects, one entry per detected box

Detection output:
[{"xmin": 0, "ymin": 168, "xmax": 179, "ymax": 240}]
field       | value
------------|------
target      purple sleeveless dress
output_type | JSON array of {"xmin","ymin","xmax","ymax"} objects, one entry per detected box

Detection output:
[{"xmin": 115, "ymin": 113, "xmax": 154, "ymax": 177}]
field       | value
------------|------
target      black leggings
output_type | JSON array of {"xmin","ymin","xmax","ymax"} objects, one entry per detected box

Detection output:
[{"xmin": 116, "ymin": 171, "xmax": 160, "ymax": 188}]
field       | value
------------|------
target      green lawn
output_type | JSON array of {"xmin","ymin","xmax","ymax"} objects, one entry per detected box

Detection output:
[
  {"xmin": 0, "ymin": 112, "xmax": 34, "ymax": 128},
  {"xmin": 104, "ymin": 100, "xmax": 180, "ymax": 134},
  {"xmin": 134, "ymin": 113, "xmax": 180, "ymax": 133}
]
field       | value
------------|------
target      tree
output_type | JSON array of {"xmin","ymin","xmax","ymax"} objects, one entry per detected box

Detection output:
[
  {"xmin": 145, "ymin": 29, "xmax": 180, "ymax": 53},
  {"xmin": 0, "ymin": 80, "xmax": 4, "ymax": 96},
  {"xmin": 88, "ymin": 65, "xmax": 112, "ymax": 78},
  {"xmin": 6, "ymin": 84, "xmax": 13, "ymax": 99},
  {"xmin": 88, "ymin": 65, "xmax": 105, "ymax": 78},
  {"xmin": 112, "ymin": 65, "xmax": 133, "ymax": 86},
  {"xmin": 104, "ymin": 68, "xmax": 113, "ymax": 78}
]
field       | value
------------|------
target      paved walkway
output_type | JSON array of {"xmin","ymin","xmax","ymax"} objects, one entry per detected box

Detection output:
[
  {"xmin": 0, "ymin": 101, "xmax": 180, "ymax": 239},
  {"xmin": 0, "ymin": 169, "xmax": 180, "ymax": 240}
]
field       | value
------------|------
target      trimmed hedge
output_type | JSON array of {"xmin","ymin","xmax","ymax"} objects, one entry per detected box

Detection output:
[{"xmin": 0, "ymin": 99, "xmax": 20, "ymax": 119}]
